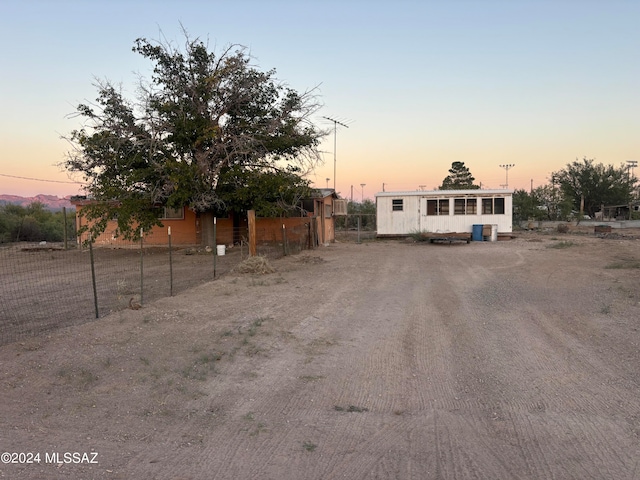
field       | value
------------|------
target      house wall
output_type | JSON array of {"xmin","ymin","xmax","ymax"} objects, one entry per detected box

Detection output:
[
  {"xmin": 73, "ymin": 203, "xmax": 312, "ymax": 248},
  {"xmin": 375, "ymin": 195, "xmax": 421, "ymax": 235},
  {"xmin": 376, "ymin": 191, "xmax": 513, "ymax": 236},
  {"xmin": 74, "ymin": 205, "xmax": 201, "ymax": 246}
]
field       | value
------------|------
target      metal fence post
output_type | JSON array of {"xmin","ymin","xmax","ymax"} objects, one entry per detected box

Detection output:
[
  {"xmin": 63, "ymin": 206, "xmax": 68, "ymax": 250},
  {"xmin": 139, "ymin": 228, "xmax": 144, "ymax": 306},
  {"xmin": 88, "ymin": 234, "xmax": 99, "ymax": 319},
  {"xmin": 213, "ymin": 217, "xmax": 217, "ymax": 279},
  {"xmin": 168, "ymin": 226, "xmax": 173, "ymax": 296}
]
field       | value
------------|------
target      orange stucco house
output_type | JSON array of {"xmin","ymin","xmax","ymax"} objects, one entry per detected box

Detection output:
[{"xmin": 71, "ymin": 189, "xmax": 345, "ymax": 248}]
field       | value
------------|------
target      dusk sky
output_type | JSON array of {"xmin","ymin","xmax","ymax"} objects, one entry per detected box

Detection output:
[{"xmin": 1, "ymin": 0, "xmax": 638, "ymax": 200}]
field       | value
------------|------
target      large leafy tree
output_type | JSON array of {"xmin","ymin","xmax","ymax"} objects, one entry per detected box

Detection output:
[
  {"xmin": 64, "ymin": 33, "xmax": 324, "ymax": 239},
  {"xmin": 551, "ymin": 157, "xmax": 636, "ymax": 218},
  {"xmin": 440, "ymin": 161, "xmax": 480, "ymax": 190},
  {"xmin": 216, "ymin": 165, "xmax": 311, "ymax": 218}
]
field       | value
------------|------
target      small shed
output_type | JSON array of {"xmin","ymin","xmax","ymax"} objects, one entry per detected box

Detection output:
[
  {"xmin": 376, "ymin": 189, "xmax": 513, "ymax": 237},
  {"xmin": 302, "ymin": 188, "xmax": 347, "ymax": 245}
]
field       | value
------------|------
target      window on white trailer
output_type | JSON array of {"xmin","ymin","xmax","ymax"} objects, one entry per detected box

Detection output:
[
  {"xmin": 482, "ymin": 198, "xmax": 493, "ymax": 214},
  {"xmin": 467, "ymin": 198, "xmax": 477, "ymax": 214},
  {"xmin": 427, "ymin": 199, "xmax": 450, "ymax": 215},
  {"xmin": 392, "ymin": 199, "xmax": 403, "ymax": 211}
]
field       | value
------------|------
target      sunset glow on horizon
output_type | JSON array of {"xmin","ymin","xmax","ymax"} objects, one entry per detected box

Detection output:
[{"xmin": 1, "ymin": 1, "xmax": 637, "ymax": 201}]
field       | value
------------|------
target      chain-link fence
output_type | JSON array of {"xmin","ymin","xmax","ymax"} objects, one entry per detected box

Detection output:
[
  {"xmin": 335, "ymin": 214, "xmax": 377, "ymax": 242},
  {"xmin": 0, "ymin": 221, "xmax": 314, "ymax": 346}
]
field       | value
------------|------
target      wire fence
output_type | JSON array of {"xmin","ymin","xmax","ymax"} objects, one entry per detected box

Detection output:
[
  {"xmin": 335, "ymin": 214, "xmax": 377, "ymax": 242},
  {"xmin": 0, "ymin": 221, "xmax": 313, "ymax": 346}
]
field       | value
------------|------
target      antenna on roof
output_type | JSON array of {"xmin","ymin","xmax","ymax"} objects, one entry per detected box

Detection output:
[{"xmin": 323, "ymin": 116, "xmax": 351, "ymax": 191}]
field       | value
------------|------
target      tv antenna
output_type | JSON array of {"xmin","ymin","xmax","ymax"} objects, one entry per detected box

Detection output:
[{"xmin": 323, "ymin": 116, "xmax": 350, "ymax": 191}]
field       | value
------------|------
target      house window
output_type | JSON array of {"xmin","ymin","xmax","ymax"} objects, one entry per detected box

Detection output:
[
  {"xmin": 427, "ymin": 199, "xmax": 450, "ymax": 215},
  {"xmin": 324, "ymin": 204, "xmax": 332, "ymax": 218},
  {"xmin": 162, "ymin": 207, "xmax": 184, "ymax": 219},
  {"xmin": 494, "ymin": 197, "xmax": 505, "ymax": 214},
  {"xmin": 392, "ymin": 199, "xmax": 403, "ymax": 211}
]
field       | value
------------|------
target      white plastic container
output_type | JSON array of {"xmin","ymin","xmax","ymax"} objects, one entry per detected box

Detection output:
[{"xmin": 216, "ymin": 245, "xmax": 226, "ymax": 256}]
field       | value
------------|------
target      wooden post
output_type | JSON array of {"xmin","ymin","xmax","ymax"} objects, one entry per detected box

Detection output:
[{"xmin": 248, "ymin": 210, "xmax": 256, "ymax": 257}]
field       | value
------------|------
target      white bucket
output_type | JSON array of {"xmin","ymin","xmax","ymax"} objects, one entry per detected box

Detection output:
[{"xmin": 216, "ymin": 245, "xmax": 226, "ymax": 256}]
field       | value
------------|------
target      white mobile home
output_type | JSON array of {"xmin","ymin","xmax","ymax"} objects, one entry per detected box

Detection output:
[{"xmin": 376, "ymin": 189, "xmax": 513, "ymax": 237}]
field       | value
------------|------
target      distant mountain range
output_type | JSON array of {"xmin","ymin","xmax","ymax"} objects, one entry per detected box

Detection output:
[{"xmin": 0, "ymin": 194, "xmax": 74, "ymax": 211}]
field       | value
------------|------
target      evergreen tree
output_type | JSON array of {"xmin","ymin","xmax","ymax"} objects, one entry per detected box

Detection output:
[{"xmin": 440, "ymin": 162, "xmax": 480, "ymax": 190}]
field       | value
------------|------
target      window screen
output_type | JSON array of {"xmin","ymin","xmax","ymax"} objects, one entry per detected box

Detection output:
[{"xmin": 162, "ymin": 207, "xmax": 184, "ymax": 219}]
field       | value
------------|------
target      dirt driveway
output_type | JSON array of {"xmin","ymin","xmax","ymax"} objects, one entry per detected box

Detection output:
[{"xmin": 1, "ymin": 230, "xmax": 640, "ymax": 479}]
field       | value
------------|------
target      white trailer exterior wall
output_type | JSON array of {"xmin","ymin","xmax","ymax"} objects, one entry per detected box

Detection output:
[{"xmin": 376, "ymin": 190, "xmax": 513, "ymax": 236}]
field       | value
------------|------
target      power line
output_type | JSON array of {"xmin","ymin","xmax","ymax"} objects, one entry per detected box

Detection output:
[{"xmin": 0, "ymin": 173, "xmax": 84, "ymax": 185}]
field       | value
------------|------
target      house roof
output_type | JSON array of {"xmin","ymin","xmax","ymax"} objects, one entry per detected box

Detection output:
[
  {"xmin": 311, "ymin": 188, "xmax": 339, "ymax": 199},
  {"xmin": 375, "ymin": 189, "xmax": 512, "ymax": 198}
]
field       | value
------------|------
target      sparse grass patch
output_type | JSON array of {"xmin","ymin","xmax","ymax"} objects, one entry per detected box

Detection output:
[
  {"xmin": 57, "ymin": 366, "xmax": 98, "ymax": 389},
  {"xmin": 303, "ymin": 441, "xmax": 317, "ymax": 452},
  {"xmin": 233, "ymin": 255, "xmax": 275, "ymax": 274},
  {"xmin": 180, "ymin": 351, "xmax": 222, "ymax": 380},
  {"xmin": 408, "ymin": 230, "xmax": 432, "ymax": 242},
  {"xmin": 605, "ymin": 260, "xmax": 640, "ymax": 269},
  {"xmin": 248, "ymin": 317, "xmax": 267, "ymax": 336},
  {"xmin": 334, "ymin": 405, "xmax": 369, "ymax": 413},
  {"xmin": 547, "ymin": 241, "xmax": 576, "ymax": 249}
]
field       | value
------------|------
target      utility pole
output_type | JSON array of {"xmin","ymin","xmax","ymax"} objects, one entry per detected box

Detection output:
[
  {"xmin": 323, "ymin": 116, "xmax": 350, "ymax": 191},
  {"xmin": 499, "ymin": 164, "xmax": 515, "ymax": 189},
  {"xmin": 360, "ymin": 183, "xmax": 366, "ymax": 202}
]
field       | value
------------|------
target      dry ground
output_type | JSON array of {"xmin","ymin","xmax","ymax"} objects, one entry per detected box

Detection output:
[{"xmin": 1, "ymin": 228, "xmax": 640, "ymax": 479}]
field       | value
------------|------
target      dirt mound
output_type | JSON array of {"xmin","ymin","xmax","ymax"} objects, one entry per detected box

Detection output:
[{"xmin": 296, "ymin": 255, "xmax": 326, "ymax": 264}]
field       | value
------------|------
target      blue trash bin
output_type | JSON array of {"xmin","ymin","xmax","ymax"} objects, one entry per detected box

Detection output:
[{"xmin": 472, "ymin": 224, "xmax": 484, "ymax": 242}]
